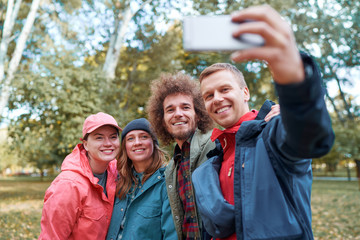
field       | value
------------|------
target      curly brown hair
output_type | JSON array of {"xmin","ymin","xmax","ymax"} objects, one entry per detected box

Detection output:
[{"xmin": 146, "ymin": 72, "xmax": 214, "ymax": 146}]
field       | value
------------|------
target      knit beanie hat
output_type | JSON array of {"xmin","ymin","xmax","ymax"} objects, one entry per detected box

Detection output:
[{"xmin": 121, "ymin": 118, "xmax": 158, "ymax": 144}]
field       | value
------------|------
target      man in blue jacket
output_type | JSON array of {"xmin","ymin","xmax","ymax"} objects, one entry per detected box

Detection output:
[{"xmin": 192, "ymin": 5, "xmax": 335, "ymax": 240}]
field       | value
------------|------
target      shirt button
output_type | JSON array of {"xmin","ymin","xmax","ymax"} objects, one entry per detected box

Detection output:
[
  {"xmin": 169, "ymin": 185, "xmax": 172, "ymax": 189},
  {"xmin": 175, "ymin": 215, "xmax": 179, "ymax": 220},
  {"xmin": 121, "ymin": 208, "xmax": 124, "ymax": 211}
]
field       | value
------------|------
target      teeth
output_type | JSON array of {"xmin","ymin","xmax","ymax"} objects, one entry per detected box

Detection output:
[
  {"xmin": 217, "ymin": 107, "xmax": 229, "ymax": 114},
  {"xmin": 134, "ymin": 149, "xmax": 144, "ymax": 152},
  {"xmin": 103, "ymin": 150, "xmax": 113, "ymax": 153},
  {"xmin": 174, "ymin": 122, "xmax": 185, "ymax": 126}
]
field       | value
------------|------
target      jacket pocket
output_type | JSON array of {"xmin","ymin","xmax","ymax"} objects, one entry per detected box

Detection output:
[
  {"xmin": 82, "ymin": 206, "xmax": 106, "ymax": 221},
  {"xmin": 137, "ymin": 206, "xmax": 161, "ymax": 218}
]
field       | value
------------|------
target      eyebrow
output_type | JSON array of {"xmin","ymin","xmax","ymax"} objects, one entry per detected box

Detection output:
[
  {"xmin": 93, "ymin": 132, "xmax": 118, "ymax": 137},
  {"xmin": 93, "ymin": 133, "xmax": 104, "ymax": 136}
]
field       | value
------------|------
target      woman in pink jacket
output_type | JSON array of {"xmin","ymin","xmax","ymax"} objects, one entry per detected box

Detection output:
[{"xmin": 39, "ymin": 112, "xmax": 121, "ymax": 240}]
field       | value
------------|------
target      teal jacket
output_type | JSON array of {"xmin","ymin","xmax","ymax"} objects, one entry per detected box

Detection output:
[{"xmin": 106, "ymin": 167, "xmax": 177, "ymax": 240}]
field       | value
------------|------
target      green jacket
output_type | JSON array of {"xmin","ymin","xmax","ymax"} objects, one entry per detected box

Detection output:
[{"xmin": 165, "ymin": 128, "xmax": 215, "ymax": 239}]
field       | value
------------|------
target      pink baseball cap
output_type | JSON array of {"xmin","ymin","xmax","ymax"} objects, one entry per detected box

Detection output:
[{"xmin": 82, "ymin": 112, "xmax": 122, "ymax": 138}]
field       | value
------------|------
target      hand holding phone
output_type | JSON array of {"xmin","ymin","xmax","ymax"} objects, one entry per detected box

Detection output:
[{"xmin": 183, "ymin": 15, "xmax": 265, "ymax": 52}]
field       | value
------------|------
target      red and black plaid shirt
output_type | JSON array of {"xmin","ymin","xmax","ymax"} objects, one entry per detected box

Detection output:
[{"xmin": 174, "ymin": 139, "xmax": 201, "ymax": 239}]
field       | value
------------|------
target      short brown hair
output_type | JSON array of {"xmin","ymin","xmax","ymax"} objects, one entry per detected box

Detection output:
[
  {"xmin": 199, "ymin": 63, "xmax": 247, "ymax": 88},
  {"xmin": 146, "ymin": 72, "xmax": 214, "ymax": 145}
]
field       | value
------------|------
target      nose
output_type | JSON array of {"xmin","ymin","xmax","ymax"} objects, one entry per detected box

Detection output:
[
  {"xmin": 103, "ymin": 137, "xmax": 112, "ymax": 146},
  {"xmin": 133, "ymin": 137, "xmax": 142, "ymax": 145},
  {"xmin": 174, "ymin": 107, "xmax": 183, "ymax": 117},
  {"xmin": 213, "ymin": 91, "xmax": 223, "ymax": 104}
]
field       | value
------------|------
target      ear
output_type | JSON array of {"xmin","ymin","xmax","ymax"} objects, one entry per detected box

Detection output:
[
  {"xmin": 243, "ymin": 87, "xmax": 250, "ymax": 102},
  {"xmin": 83, "ymin": 140, "xmax": 89, "ymax": 151}
]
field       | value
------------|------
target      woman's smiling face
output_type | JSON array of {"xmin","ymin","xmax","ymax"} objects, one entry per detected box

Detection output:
[{"xmin": 125, "ymin": 130, "xmax": 154, "ymax": 171}]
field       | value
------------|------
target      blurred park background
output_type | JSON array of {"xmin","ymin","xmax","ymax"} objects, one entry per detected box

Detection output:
[{"xmin": 0, "ymin": 0, "xmax": 359, "ymax": 239}]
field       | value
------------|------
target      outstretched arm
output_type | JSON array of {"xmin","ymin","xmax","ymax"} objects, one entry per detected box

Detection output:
[{"xmin": 231, "ymin": 5, "xmax": 334, "ymax": 159}]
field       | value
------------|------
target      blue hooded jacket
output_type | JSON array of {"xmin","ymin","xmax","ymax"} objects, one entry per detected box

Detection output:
[{"xmin": 192, "ymin": 52, "xmax": 334, "ymax": 240}]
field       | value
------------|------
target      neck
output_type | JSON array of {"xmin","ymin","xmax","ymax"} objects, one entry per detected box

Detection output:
[
  {"xmin": 87, "ymin": 156, "xmax": 108, "ymax": 175},
  {"xmin": 133, "ymin": 158, "xmax": 152, "ymax": 173},
  {"xmin": 175, "ymin": 139, "xmax": 186, "ymax": 149}
]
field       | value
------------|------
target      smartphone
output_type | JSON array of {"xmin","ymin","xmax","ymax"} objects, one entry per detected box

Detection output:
[{"xmin": 183, "ymin": 15, "xmax": 265, "ymax": 52}]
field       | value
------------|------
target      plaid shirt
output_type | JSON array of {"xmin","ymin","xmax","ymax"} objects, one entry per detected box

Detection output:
[{"xmin": 174, "ymin": 140, "xmax": 201, "ymax": 239}]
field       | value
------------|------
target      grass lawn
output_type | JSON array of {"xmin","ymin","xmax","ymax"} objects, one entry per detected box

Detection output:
[{"xmin": 0, "ymin": 177, "xmax": 359, "ymax": 239}]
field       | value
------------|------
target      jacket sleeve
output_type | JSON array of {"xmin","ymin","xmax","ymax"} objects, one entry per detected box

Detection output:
[
  {"xmin": 271, "ymin": 52, "xmax": 335, "ymax": 160},
  {"xmin": 38, "ymin": 178, "xmax": 82, "ymax": 240},
  {"xmin": 160, "ymin": 182, "xmax": 178, "ymax": 240}
]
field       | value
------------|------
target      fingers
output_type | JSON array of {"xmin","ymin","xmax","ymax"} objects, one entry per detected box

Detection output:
[
  {"xmin": 264, "ymin": 104, "xmax": 280, "ymax": 122},
  {"xmin": 229, "ymin": 5, "xmax": 305, "ymax": 84},
  {"xmin": 231, "ymin": 5, "xmax": 291, "ymax": 36}
]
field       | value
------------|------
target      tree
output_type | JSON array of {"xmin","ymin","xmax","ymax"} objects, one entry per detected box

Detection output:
[
  {"xmin": 8, "ymin": 51, "xmax": 106, "ymax": 170},
  {"xmin": 0, "ymin": 0, "xmax": 41, "ymax": 118},
  {"xmin": 98, "ymin": 0, "xmax": 183, "ymax": 82}
]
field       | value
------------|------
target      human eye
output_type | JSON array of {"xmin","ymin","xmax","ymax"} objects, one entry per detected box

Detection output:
[
  {"xmin": 204, "ymin": 94, "xmax": 213, "ymax": 101},
  {"xmin": 126, "ymin": 136, "xmax": 134, "ymax": 142},
  {"xmin": 222, "ymin": 87, "xmax": 230, "ymax": 92},
  {"xmin": 141, "ymin": 135, "xmax": 149, "ymax": 139},
  {"xmin": 166, "ymin": 108, "xmax": 174, "ymax": 113}
]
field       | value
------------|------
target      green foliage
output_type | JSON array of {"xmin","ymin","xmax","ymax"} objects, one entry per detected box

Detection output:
[
  {"xmin": 101, "ymin": 21, "xmax": 184, "ymax": 122},
  {"xmin": 3, "ymin": 0, "xmax": 360, "ymax": 172},
  {"xmin": 8, "ymin": 51, "xmax": 107, "ymax": 169},
  {"xmin": 0, "ymin": 134, "xmax": 22, "ymax": 174}
]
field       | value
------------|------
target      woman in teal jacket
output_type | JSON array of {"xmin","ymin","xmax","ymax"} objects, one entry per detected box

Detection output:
[{"xmin": 106, "ymin": 118, "xmax": 177, "ymax": 240}]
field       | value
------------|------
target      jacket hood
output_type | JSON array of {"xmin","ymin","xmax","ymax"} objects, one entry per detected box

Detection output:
[{"xmin": 61, "ymin": 144, "xmax": 117, "ymax": 184}]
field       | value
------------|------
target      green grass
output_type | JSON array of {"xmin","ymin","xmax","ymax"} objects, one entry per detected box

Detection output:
[
  {"xmin": 0, "ymin": 178, "xmax": 51, "ymax": 240},
  {"xmin": 0, "ymin": 178, "xmax": 359, "ymax": 239},
  {"xmin": 311, "ymin": 180, "xmax": 360, "ymax": 239}
]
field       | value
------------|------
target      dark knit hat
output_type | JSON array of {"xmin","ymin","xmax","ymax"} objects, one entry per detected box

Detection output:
[{"xmin": 121, "ymin": 118, "xmax": 158, "ymax": 144}]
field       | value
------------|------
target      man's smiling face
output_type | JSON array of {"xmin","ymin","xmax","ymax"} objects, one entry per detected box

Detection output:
[
  {"xmin": 200, "ymin": 70, "xmax": 250, "ymax": 128},
  {"xmin": 163, "ymin": 93, "xmax": 197, "ymax": 146}
]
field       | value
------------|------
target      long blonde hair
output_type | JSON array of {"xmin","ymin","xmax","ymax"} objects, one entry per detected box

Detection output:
[{"xmin": 115, "ymin": 132, "xmax": 168, "ymax": 200}]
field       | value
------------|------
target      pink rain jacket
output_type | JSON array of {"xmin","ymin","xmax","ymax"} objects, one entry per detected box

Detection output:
[{"xmin": 39, "ymin": 144, "xmax": 117, "ymax": 240}]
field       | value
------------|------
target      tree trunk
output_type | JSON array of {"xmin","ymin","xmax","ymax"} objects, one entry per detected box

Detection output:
[
  {"xmin": 102, "ymin": 0, "xmax": 152, "ymax": 82},
  {"xmin": 0, "ymin": 0, "xmax": 22, "ymax": 81},
  {"xmin": 325, "ymin": 91, "xmax": 344, "ymax": 123},
  {"xmin": 324, "ymin": 59, "xmax": 354, "ymax": 121},
  {"xmin": 102, "ymin": 6, "xmax": 133, "ymax": 81},
  {"xmin": 355, "ymin": 159, "xmax": 360, "ymax": 191},
  {"xmin": 0, "ymin": 0, "xmax": 41, "ymax": 118}
]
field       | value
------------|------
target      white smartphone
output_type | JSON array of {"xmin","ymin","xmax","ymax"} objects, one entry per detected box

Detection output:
[{"xmin": 183, "ymin": 15, "xmax": 265, "ymax": 52}]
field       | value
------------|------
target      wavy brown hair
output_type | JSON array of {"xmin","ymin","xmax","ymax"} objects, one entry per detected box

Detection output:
[
  {"xmin": 115, "ymin": 131, "xmax": 168, "ymax": 200},
  {"xmin": 146, "ymin": 72, "xmax": 214, "ymax": 146}
]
